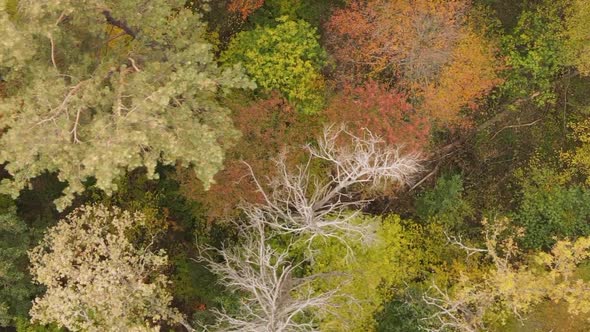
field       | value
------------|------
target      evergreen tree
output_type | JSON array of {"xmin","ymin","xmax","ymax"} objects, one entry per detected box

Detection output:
[
  {"xmin": 0, "ymin": 0, "xmax": 254, "ymax": 211},
  {"xmin": 0, "ymin": 196, "xmax": 34, "ymax": 327}
]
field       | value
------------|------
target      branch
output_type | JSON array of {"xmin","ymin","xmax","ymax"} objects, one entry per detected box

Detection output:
[
  {"xmin": 128, "ymin": 57, "xmax": 141, "ymax": 72},
  {"xmin": 70, "ymin": 108, "xmax": 83, "ymax": 143},
  {"xmin": 33, "ymin": 81, "xmax": 87, "ymax": 128},
  {"xmin": 410, "ymin": 162, "xmax": 439, "ymax": 191},
  {"xmin": 489, "ymin": 118, "xmax": 542, "ymax": 140},
  {"xmin": 102, "ymin": 10, "xmax": 137, "ymax": 39},
  {"xmin": 48, "ymin": 33, "xmax": 58, "ymax": 69},
  {"xmin": 445, "ymin": 232, "xmax": 487, "ymax": 259},
  {"xmin": 244, "ymin": 125, "xmax": 422, "ymax": 253},
  {"xmin": 198, "ymin": 219, "xmax": 337, "ymax": 331}
]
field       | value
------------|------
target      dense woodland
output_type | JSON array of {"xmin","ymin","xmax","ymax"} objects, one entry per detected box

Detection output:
[{"xmin": 1, "ymin": 0, "xmax": 590, "ymax": 331}]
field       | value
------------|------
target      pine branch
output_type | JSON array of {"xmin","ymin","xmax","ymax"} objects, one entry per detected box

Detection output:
[{"xmin": 102, "ymin": 10, "xmax": 137, "ymax": 38}]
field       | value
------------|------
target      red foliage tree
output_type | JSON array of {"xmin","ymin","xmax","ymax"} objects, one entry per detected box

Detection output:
[
  {"xmin": 325, "ymin": 81, "xmax": 431, "ymax": 153},
  {"xmin": 176, "ymin": 94, "xmax": 322, "ymax": 222}
]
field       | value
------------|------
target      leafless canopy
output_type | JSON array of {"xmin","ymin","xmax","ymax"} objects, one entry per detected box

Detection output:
[
  {"xmin": 247, "ymin": 125, "xmax": 422, "ymax": 250},
  {"xmin": 200, "ymin": 125, "xmax": 422, "ymax": 331},
  {"xmin": 200, "ymin": 220, "xmax": 336, "ymax": 332}
]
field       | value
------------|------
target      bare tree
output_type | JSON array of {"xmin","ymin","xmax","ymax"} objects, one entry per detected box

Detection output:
[
  {"xmin": 421, "ymin": 219, "xmax": 541, "ymax": 332},
  {"xmin": 247, "ymin": 125, "xmax": 422, "ymax": 251},
  {"xmin": 199, "ymin": 125, "xmax": 421, "ymax": 331},
  {"xmin": 422, "ymin": 281, "xmax": 493, "ymax": 332},
  {"xmin": 199, "ymin": 219, "xmax": 337, "ymax": 332}
]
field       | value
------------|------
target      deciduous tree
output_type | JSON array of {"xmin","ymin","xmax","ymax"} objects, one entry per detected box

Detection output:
[
  {"xmin": 222, "ymin": 17, "xmax": 326, "ymax": 114},
  {"xmin": 310, "ymin": 215, "xmax": 422, "ymax": 331},
  {"xmin": 0, "ymin": 197, "xmax": 35, "ymax": 327},
  {"xmin": 325, "ymin": 81, "xmax": 430, "ymax": 152},
  {"xmin": 200, "ymin": 126, "xmax": 423, "ymax": 330},
  {"xmin": 227, "ymin": 0, "xmax": 265, "ymax": 19},
  {"xmin": 176, "ymin": 94, "xmax": 322, "ymax": 222},
  {"xmin": 325, "ymin": 0, "xmax": 467, "ymax": 85},
  {"xmin": 248, "ymin": 125, "xmax": 422, "ymax": 251},
  {"xmin": 513, "ymin": 165, "xmax": 590, "ymax": 250},
  {"xmin": 501, "ymin": 0, "xmax": 567, "ymax": 106},
  {"xmin": 564, "ymin": 0, "xmax": 590, "ymax": 75},
  {"xmin": 421, "ymin": 29, "xmax": 502, "ymax": 125},
  {"xmin": 563, "ymin": 118, "xmax": 590, "ymax": 184},
  {"xmin": 424, "ymin": 218, "xmax": 590, "ymax": 332},
  {"xmin": 200, "ymin": 219, "xmax": 335, "ymax": 332},
  {"xmin": 325, "ymin": 0, "xmax": 501, "ymax": 125},
  {"xmin": 29, "ymin": 204, "xmax": 185, "ymax": 331}
]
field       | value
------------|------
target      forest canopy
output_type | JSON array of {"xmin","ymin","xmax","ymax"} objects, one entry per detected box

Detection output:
[{"xmin": 1, "ymin": 0, "xmax": 590, "ymax": 331}]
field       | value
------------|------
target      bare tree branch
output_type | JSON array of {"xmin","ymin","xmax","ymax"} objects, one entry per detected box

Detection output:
[
  {"xmin": 245, "ymin": 125, "xmax": 423, "ymax": 253},
  {"xmin": 445, "ymin": 233, "xmax": 488, "ymax": 259},
  {"xmin": 48, "ymin": 33, "xmax": 58, "ymax": 69},
  {"xmin": 198, "ymin": 219, "xmax": 337, "ymax": 332},
  {"xmin": 199, "ymin": 125, "xmax": 422, "ymax": 330},
  {"xmin": 70, "ymin": 107, "xmax": 83, "ymax": 143}
]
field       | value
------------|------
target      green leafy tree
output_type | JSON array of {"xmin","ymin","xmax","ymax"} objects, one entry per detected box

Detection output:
[
  {"xmin": 501, "ymin": 0, "xmax": 567, "ymax": 106},
  {"xmin": 15, "ymin": 318, "xmax": 64, "ymax": 332},
  {"xmin": 0, "ymin": 0, "xmax": 254, "ymax": 211},
  {"xmin": 514, "ymin": 166, "xmax": 590, "ymax": 250},
  {"xmin": 222, "ymin": 16, "xmax": 327, "ymax": 114},
  {"xmin": 416, "ymin": 174, "xmax": 474, "ymax": 230},
  {"xmin": 376, "ymin": 290, "xmax": 434, "ymax": 332},
  {"xmin": 0, "ymin": 196, "xmax": 35, "ymax": 327},
  {"xmin": 246, "ymin": 0, "xmax": 344, "ymax": 28}
]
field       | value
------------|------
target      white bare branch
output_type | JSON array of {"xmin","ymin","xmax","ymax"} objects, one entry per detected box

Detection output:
[
  {"xmin": 199, "ymin": 219, "xmax": 337, "ymax": 332},
  {"xmin": 199, "ymin": 125, "xmax": 422, "ymax": 330},
  {"xmin": 445, "ymin": 232, "xmax": 488, "ymax": 260},
  {"xmin": 421, "ymin": 219, "xmax": 530, "ymax": 332},
  {"xmin": 421, "ymin": 281, "xmax": 490, "ymax": 332},
  {"xmin": 246, "ymin": 124, "xmax": 423, "ymax": 251}
]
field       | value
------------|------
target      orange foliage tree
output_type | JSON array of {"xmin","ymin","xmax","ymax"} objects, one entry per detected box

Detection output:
[
  {"xmin": 325, "ymin": 81, "xmax": 431, "ymax": 153},
  {"xmin": 326, "ymin": 0, "xmax": 466, "ymax": 85},
  {"xmin": 325, "ymin": 0, "xmax": 501, "ymax": 126},
  {"xmin": 227, "ymin": 0, "xmax": 265, "ymax": 19},
  {"xmin": 421, "ymin": 30, "xmax": 502, "ymax": 125}
]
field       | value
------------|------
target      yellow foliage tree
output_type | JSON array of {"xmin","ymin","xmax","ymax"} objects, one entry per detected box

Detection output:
[
  {"xmin": 310, "ymin": 215, "xmax": 423, "ymax": 331},
  {"xmin": 421, "ymin": 29, "xmax": 502, "ymax": 125},
  {"xmin": 425, "ymin": 218, "xmax": 590, "ymax": 332},
  {"xmin": 565, "ymin": 0, "xmax": 590, "ymax": 75},
  {"xmin": 562, "ymin": 118, "xmax": 590, "ymax": 185}
]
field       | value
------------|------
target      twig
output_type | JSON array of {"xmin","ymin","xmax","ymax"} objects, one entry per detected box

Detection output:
[
  {"xmin": 70, "ymin": 108, "xmax": 83, "ymax": 143},
  {"xmin": 48, "ymin": 33, "xmax": 58, "ymax": 69},
  {"xmin": 490, "ymin": 118, "xmax": 542, "ymax": 140},
  {"xmin": 128, "ymin": 57, "xmax": 140, "ymax": 72}
]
